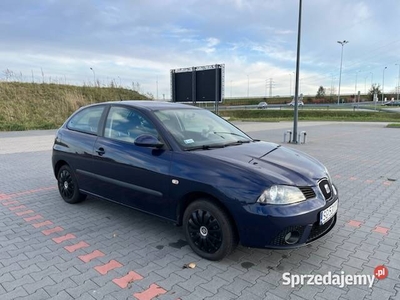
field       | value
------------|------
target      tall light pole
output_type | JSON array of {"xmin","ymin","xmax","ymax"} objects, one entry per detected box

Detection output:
[
  {"xmin": 364, "ymin": 75, "xmax": 368, "ymax": 95},
  {"xmin": 247, "ymin": 75, "xmax": 249, "ymax": 98},
  {"xmin": 396, "ymin": 63, "xmax": 400, "ymax": 101},
  {"xmin": 370, "ymin": 72, "xmax": 373, "ymax": 87},
  {"xmin": 230, "ymin": 80, "xmax": 233, "ymax": 97},
  {"xmin": 337, "ymin": 40, "xmax": 349, "ymax": 105},
  {"xmin": 90, "ymin": 67, "xmax": 96, "ymax": 86},
  {"xmin": 291, "ymin": 0, "xmax": 302, "ymax": 144},
  {"xmin": 382, "ymin": 66, "xmax": 387, "ymax": 104},
  {"xmin": 355, "ymin": 70, "xmax": 360, "ymax": 94}
]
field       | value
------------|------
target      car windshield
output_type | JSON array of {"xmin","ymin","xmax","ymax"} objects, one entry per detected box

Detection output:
[{"xmin": 154, "ymin": 108, "xmax": 252, "ymax": 150}]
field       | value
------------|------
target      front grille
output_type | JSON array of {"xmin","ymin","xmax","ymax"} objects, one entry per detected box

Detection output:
[
  {"xmin": 318, "ymin": 179, "xmax": 332, "ymax": 200},
  {"xmin": 299, "ymin": 187, "xmax": 316, "ymax": 199},
  {"xmin": 307, "ymin": 216, "xmax": 336, "ymax": 242},
  {"xmin": 270, "ymin": 225, "xmax": 305, "ymax": 246}
]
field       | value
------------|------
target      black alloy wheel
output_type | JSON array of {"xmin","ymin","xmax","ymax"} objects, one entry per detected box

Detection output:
[
  {"xmin": 57, "ymin": 165, "xmax": 86, "ymax": 204},
  {"xmin": 183, "ymin": 199, "xmax": 236, "ymax": 261}
]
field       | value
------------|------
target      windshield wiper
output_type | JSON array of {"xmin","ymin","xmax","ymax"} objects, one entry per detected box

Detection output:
[
  {"xmin": 223, "ymin": 140, "xmax": 251, "ymax": 147},
  {"xmin": 185, "ymin": 144, "xmax": 226, "ymax": 151},
  {"xmin": 213, "ymin": 131, "xmax": 250, "ymax": 139}
]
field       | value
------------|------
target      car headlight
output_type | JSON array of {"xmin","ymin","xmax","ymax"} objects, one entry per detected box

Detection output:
[{"xmin": 257, "ymin": 185, "xmax": 306, "ymax": 205}]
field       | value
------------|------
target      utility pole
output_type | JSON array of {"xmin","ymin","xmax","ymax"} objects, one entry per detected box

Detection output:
[
  {"xmin": 268, "ymin": 78, "xmax": 275, "ymax": 98},
  {"xmin": 90, "ymin": 67, "xmax": 96, "ymax": 86},
  {"xmin": 382, "ymin": 66, "xmax": 387, "ymax": 104},
  {"xmin": 337, "ymin": 40, "xmax": 349, "ymax": 105},
  {"xmin": 396, "ymin": 63, "xmax": 400, "ymax": 101},
  {"xmin": 292, "ymin": 0, "xmax": 302, "ymax": 144}
]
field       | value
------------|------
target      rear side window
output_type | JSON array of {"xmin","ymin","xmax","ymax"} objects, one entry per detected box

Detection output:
[{"xmin": 67, "ymin": 106, "xmax": 104, "ymax": 134}]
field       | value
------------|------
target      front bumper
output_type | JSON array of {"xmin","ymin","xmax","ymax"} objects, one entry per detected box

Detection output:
[{"xmin": 237, "ymin": 189, "xmax": 338, "ymax": 249}]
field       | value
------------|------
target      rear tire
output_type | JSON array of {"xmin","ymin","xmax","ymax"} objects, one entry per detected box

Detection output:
[
  {"xmin": 183, "ymin": 199, "xmax": 236, "ymax": 261},
  {"xmin": 57, "ymin": 165, "xmax": 86, "ymax": 204}
]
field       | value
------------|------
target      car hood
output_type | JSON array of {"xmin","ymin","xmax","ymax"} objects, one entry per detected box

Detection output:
[{"xmin": 194, "ymin": 141, "xmax": 328, "ymax": 186}]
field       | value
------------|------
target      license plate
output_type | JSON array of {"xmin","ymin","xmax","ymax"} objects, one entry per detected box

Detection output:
[{"xmin": 320, "ymin": 200, "xmax": 338, "ymax": 225}]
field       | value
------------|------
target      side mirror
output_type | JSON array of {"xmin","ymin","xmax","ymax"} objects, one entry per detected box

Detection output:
[{"xmin": 134, "ymin": 134, "xmax": 164, "ymax": 148}]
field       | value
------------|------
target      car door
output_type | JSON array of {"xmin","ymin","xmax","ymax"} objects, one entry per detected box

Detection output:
[
  {"xmin": 91, "ymin": 105, "xmax": 174, "ymax": 219},
  {"xmin": 60, "ymin": 105, "xmax": 106, "ymax": 194}
]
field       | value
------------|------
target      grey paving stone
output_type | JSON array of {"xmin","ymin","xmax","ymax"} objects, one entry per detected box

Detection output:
[
  {"xmin": 44, "ymin": 278, "xmax": 78, "ymax": 297},
  {"xmin": 199, "ymin": 275, "xmax": 229, "ymax": 294},
  {"xmin": 65, "ymin": 279, "xmax": 99, "ymax": 299},
  {"xmin": 2, "ymin": 274, "xmax": 35, "ymax": 292},
  {"xmin": 157, "ymin": 273, "xmax": 186, "ymax": 290},
  {"xmin": 178, "ymin": 274, "xmax": 208, "ymax": 293},
  {"xmin": 14, "ymin": 288, "xmax": 50, "ymax": 300}
]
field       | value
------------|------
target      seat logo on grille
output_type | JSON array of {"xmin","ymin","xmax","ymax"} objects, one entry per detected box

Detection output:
[{"xmin": 324, "ymin": 184, "xmax": 331, "ymax": 194}]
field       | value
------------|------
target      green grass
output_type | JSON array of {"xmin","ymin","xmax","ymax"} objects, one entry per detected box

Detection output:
[
  {"xmin": 0, "ymin": 82, "xmax": 148, "ymax": 131},
  {"xmin": 386, "ymin": 123, "xmax": 400, "ymax": 128},
  {"xmin": 219, "ymin": 110, "xmax": 400, "ymax": 122}
]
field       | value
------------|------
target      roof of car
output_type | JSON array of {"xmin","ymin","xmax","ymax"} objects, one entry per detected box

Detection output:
[{"xmin": 91, "ymin": 100, "xmax": 199, "ymax": 111}]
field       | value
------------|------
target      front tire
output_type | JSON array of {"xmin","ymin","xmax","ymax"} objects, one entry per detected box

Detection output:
[
  {"xmin": 57, "ymin": 165, "xmax": 86, "ymax": 204},
  {"xmin": 183, "ymin": 199, "xmax": 236, "ymax": 261}
]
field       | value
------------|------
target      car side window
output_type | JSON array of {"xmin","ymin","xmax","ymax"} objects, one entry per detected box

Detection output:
[
  {"xmin": 104, "ymin": 106, "xmax": 158, "ymax": 143},
  {"xmin": 67, "ymin": 106, "xmax": 104, "ymax": 134}
]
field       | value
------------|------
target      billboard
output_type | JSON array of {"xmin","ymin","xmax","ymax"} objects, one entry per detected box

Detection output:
[{"xmin": 171, "ymin": 64, "xmax": 224, "ymax": 103}]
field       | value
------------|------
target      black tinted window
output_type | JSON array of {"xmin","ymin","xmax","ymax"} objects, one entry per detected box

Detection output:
[{"xmin": 67, "ymin": 106, "xmax": 104, "ymax": 134}]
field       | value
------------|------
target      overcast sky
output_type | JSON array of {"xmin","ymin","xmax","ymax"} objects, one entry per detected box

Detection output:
[{"xmin": 1, "ymin": 0, "xmax": 399, "ymax": 99}]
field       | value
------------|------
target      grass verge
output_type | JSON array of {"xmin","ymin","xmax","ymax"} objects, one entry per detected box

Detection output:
[
  {"xmin": 219, "ymin": 110, "xmax": 400, "ymax": 122},
  {"xmin": 386, "ymin": 123, "xmax": 400, "ymax": 128},
  {"xmin": 0, "ymin": 82, "xmax": 148, "ymax": 131}
]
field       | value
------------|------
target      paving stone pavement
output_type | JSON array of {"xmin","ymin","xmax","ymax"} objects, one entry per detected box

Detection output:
[{"xmin": 0, "ymin": 121, "xmax": 399, "ymax": 300}]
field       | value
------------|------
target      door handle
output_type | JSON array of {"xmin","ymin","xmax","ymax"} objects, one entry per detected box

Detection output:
[{"xmin": 96, "ymin": 147, "xmax": 105, "ymax": 156}]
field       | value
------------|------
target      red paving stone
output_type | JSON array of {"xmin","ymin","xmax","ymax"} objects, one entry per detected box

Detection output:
[
  {"xmin": 334, "ymin": 175, "xmax": 341, "ymax": 178},
  {"xmin": 134, "ymin": 284, "xmax": 167, "ymax": 300},
  {"xmin": 64, "ymin": 241, "xmax": 90, "ymax": 253},
  {"xmin": 383, "ymin": 181, "xmax": 392, "ymax": 186},
  {"xmin": 42, "ymin": 226, "xmax": 64, "ymax": 236},
  {"xmin": 0, "ymin": 194, "xmax": 11, "ymax": 200},
  {"xmin": 348, "ymin": 220, "xmax": 363, "ymax": 227},
  {"xmin": 78, "ymin": 250, "xmax": 105, "ymax": 263},
  {"xmin": 349, "ymin": 177, "xmax": 357, "ymax": 181},
  {"xmin": 365, "ymin": 180, "xmax": 374, "ymax": 184},
  {"xmin": 23, "ymin": 215, "xmax": 43, "ymax": 222},
  {"xmin": 32, "ymin": 220, "xmax": 53, "ymax": 228},
  {"xmin": 15, "ymin": 210, "xmax": 34, "ymax": 216},
  {"xmin": 112, "ymin": 271, "xmax": 144, "ymax": 288},
  {"xmin": 374, "ymin": 226, "xmax": 389, "ymax": 235},
  {"xmin": 52, "ymin": 234, "xmax": 76, "ymax": 244},
  {"xmin": 2, "ymin": 200, "xmax": 19, "ymax": 206},
  {"xmin": 95, "ymin": 260, "xmax": 123, "ymax": 275},
  {"xmin": 9, "ymin": 205, "xmax": 27, "ymax": 211}
]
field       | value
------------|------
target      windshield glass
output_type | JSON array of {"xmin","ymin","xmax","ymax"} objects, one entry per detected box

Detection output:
[{"xmin": 154, "ymin": 108, "xmax": 252, "ymax": 149}]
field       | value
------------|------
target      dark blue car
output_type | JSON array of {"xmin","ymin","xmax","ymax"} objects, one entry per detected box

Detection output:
[{"xmin": 52, "ymin": 101, "xmax": 338, "ymax": 260}]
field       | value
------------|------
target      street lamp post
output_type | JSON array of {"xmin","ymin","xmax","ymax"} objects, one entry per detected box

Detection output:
[
  {"xmin": 382, "ymin": 66, "xmax": 387, "ymax": 104},
  {"xmin": 247, "ymin": 75, "xmax": 249, "ymax": 98},
  {"xmin": 370, "ymin": 72, "xmax": 373, "ymax": 87},
  {"xmin": 291, "ymin": 0, "xmax": 302, "ymax": 144},
  {"xmin": 90, "ymin": 67, "xmax": 96, "ymax": 86},
  {"xmin": 396, "ymin": 64, "xmax": 400, "ymax": 101},
  {"xmin": 337, "ymin": 40, "xmax": 349, "ymax": 105},
  {"xmin": 364, "ymin": 75, "xmax": 368, "ymax": 95},
  {"xmin": 355, "ymin": 70, "xmax": 360, "ymax": 94}
]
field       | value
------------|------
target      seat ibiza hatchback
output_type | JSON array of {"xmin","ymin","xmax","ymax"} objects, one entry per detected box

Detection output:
[{"xmin": 52, "ymin": 101, "xmax": 338, "ymax": 260}]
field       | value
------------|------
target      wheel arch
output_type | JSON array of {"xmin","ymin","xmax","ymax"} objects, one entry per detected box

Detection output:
[
  {"xmin": 176, "ymin": 192, "xmax": 240, "ymax": 242},
  {"xmin": 54, "ymin": 160, "xmax": 69, "ymax": 178}
]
